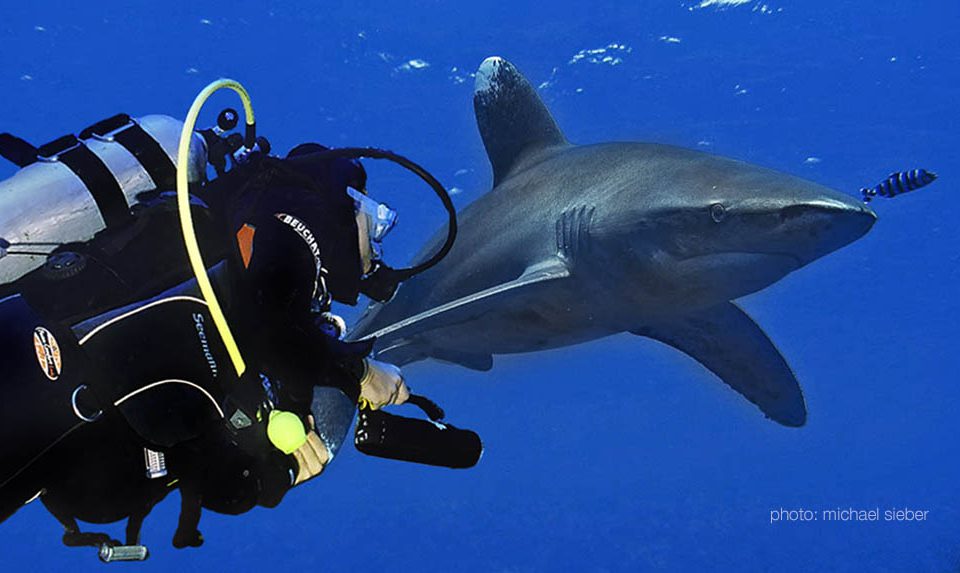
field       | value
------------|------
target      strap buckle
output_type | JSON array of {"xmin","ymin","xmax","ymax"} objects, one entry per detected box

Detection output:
[
  {"xmin": 79, "ymin": 113, "xmax": 136, "ymax": 143},
  {"xmin": 36, "ymin": 134, "xmax": 82, "ymax": 163}
]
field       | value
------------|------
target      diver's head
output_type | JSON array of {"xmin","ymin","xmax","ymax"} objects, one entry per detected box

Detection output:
[
  {"xmin": 281, "ymin": 145, "xmax": 401, "ymax": 305},
  {"xmin": 285, "ymin": 143, "xmax": 457, "ymax": 305},
  {"xmin": 280, "ymin": 144, "xmax": 370, "ymax": 307}
]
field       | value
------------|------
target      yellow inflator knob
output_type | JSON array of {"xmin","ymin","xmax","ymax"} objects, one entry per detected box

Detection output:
[{"xmin": 267, "ymin": 410, "xmax": 307, "ymax": 454}]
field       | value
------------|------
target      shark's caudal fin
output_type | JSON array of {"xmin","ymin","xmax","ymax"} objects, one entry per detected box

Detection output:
[
  {"xmin": 474, "ymin": 57, "xmax": 569, "ymax": 186},
  {"xmin": 631, "ymin": 302, "xmax": 807, "ymax": 427}
]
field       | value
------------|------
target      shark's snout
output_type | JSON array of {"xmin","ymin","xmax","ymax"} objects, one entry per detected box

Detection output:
[{"xmin": 780, "ymin": 199, "xmax": 876, "ymax": 265}]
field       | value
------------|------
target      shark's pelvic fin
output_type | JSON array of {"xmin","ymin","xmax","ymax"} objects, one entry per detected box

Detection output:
[
  {"xmin": 374, "ymin": 339, "xmax": 427, "ymax": 366},
  {"xmin": 430, "ymin": 348, "xmax": 494, "ymax": 371},
  {"xmin": 360, "ymin": 258, "xmax": 571, "ymax": 343},
  {"xmin": 376, "ymin": 338, "xmax": 493, "ymax": 371},
  {"xmin": 474, "ymin": 57, "xmax": 569, "ymax": 186},
  {"xmin": 631, "ymin": 302, "xmax": 807, "ymax": 427}
]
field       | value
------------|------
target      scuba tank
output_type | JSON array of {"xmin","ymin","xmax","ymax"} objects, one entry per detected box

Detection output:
[{"xmin": 0, "ymin": 114, "xmax": 208, "ymax": 286}]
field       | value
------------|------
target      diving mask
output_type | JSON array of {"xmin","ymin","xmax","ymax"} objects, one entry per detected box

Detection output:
[{"xmin": 347, "ymin": 187, "xmax": 397, "ymax": 243}]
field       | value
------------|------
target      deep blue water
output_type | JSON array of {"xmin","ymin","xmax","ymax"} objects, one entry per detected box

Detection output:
[{"xmin": 1, "ymin": 1, "xmax": 958, "ymax": 571}]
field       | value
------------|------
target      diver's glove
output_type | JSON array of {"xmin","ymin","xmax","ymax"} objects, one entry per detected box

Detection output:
[
  {"xmin": 358, "ymin": 359, "xmax": 410, "ymax": 410},
  {"xmin": 292, "ymin": 429, "xmax": 330, "ymax": 485}
]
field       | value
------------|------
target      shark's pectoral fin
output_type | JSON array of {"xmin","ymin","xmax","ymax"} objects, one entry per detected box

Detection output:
[
  {"xmin": 367, "ymin": 259, "xmax": 568, "ymax": 371},
  {"xmin": 474, "ymin": 57, "xmax": 569, "ymax": 185},
  {"xmin": 363, "ymin": 257, "xmax": 571, "ymax": 344},
  {"xmin": 631, "ymin": 302, "xmax": 807, "ymax": 427}
]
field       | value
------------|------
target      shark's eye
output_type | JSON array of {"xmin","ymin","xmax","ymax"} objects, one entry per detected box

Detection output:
[{"xmin": 710, "ymin": 203, "xmax": 726, "ymax": 223}]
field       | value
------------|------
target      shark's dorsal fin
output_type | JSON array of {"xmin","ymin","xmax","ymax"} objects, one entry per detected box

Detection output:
[{"xmin": 474, "ymin": 57, "xmax": 568, "ymax": 186}]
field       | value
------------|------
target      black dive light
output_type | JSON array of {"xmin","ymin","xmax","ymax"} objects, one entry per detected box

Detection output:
[{"xmin": 355, "ymin": 395, "xmax": 482, "ymax": 469}]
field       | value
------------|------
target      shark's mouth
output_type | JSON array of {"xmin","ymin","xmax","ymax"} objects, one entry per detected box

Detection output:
[
  {"xmin": 725, "ymin": 251, "xmax": 802, "ymax": 267},
  {"xmin": 674, "ymin": 251, "xmax": 803, "ymax": 298},
  {"xmin": 679, "ymin": 251, "xmax": 802, "ymax": 268}
]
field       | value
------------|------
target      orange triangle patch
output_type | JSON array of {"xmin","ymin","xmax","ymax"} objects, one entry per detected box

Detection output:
[{"xmin": 236, "ymin": 224, "xmax": 256, "ymax": 269}]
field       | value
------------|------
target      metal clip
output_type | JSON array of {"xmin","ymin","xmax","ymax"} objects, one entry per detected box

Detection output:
[
  {"xmin": 36, "ymin": 136, "xmax": 82, "ymax": 163},
  {"xmin": 87, "ymin": 118, "xmax": 136, "ymax": 143}
]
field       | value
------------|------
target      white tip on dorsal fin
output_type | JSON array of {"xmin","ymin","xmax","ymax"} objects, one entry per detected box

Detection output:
[{"xmin": 474, "ymin": 57, "xmax": 568, "ymax": 186}]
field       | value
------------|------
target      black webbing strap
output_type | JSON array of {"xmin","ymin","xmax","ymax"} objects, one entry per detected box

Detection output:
[
  {"xmin": 80, "ymin": 114, "xmax": 178, "ymax": 191},
  {"xmin": 45, "ymin": 137, "xmax": 132, "ymax": 229},
  {"xmin": 115, "ymin": 124, "xmax": 177, "ymax": 189},
  {"xmin": 407, "ymin": 394, "xmax": 445, "ymax": 421},
  {"xmin": 0, "ymin": 133, "xmax": 39, "ymax": 167}
]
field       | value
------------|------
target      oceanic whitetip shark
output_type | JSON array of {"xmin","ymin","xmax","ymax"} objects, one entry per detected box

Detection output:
[{"xmin": 351, "ymin": 57, "xmax": 877, "ymax": 427}]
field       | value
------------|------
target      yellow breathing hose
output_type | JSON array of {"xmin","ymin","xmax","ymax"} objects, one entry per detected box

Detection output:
[
  {"xmin": 176, "ymin": 79, "xmax": 255, "ymax": 378},
  {"xmin": 176, "ymin": 79, "xmax": 309, "ymax": 456}
]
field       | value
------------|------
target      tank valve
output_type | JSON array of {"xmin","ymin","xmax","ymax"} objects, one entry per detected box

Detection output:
[{"xmin": 232, "ymin": 136, "xmax": 271, "ymax": 164}]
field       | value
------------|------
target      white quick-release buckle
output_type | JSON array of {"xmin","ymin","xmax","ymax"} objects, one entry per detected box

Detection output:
[{"xmin": 143, "ymin": 448, "xmax": 168, "ymax": 479}]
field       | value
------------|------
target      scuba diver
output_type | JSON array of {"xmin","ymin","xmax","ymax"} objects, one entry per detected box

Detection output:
[
  {"xmin": 0, "ymin": 81, "xmax": 480, "ymax": 561},
  {"xmin": 66, "ymin": 143, "xmax": 414, "ymax": 549}
]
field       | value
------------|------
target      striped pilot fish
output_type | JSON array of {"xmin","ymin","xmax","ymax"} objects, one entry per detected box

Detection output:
[{"xmin": 861, "ymin": 169, "xmax": 937, "ymax": 203}]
